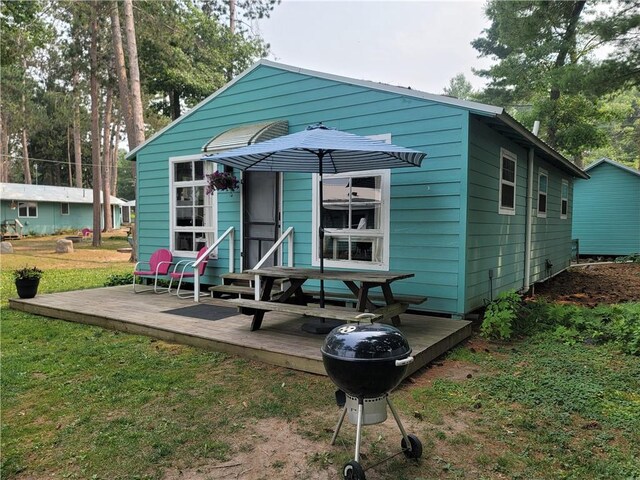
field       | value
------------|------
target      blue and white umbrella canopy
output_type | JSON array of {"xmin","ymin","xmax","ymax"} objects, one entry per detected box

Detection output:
[
  {"xmin": 202, "ymin": 124, "xmax": 426, "ymax": 333},
  {"xmin": 201, "ymin": 124, "xmax": 426, "ymax": 173}
]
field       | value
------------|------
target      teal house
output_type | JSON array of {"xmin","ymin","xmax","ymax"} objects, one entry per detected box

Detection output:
[
  {"xmin": 0, "ymin": 182, "xmax": 125, "ymax": 236},
  {"xmin": 572, "ymin": 158, "xmax": 640, "ymax": 256},
  {"xmin": 126, "ymin": 61, "xmax": 587, "ymax": 317}
]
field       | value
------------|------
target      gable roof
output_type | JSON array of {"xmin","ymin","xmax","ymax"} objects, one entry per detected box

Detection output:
[
  {"xmin": 0, "ymin": 183, "xmax": 126, "ymax": 205},
  {"xmin": 584, "ymin": 157, "xmax": 640, "ymax": 178},
  {"xmin": 126, "ymin": 59, "xmax": 588, "ymax": 179}
]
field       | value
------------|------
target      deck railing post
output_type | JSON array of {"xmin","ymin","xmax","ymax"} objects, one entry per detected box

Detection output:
[
  {"xmin": 194, "ymin": 268, "xmax": 200, "ymax": 302},
  {"xmin": 287, "ymin": 229, "xmax": 294, "ymax": 267},
  {"xmin": 229, "ymin": 228, "xmax": 235, "ymax": 273},
  {"xmin": 191, "ymin": 226, "xmax": 235, "ymax": 302}
]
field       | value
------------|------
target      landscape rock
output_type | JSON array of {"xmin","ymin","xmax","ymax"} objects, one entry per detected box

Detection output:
[
  {"xmin": 56, "ymin": 238, "xmax": 74, "ymax": 253},
  {"xmin": 0, "ymin": 241, "xmax": 13, "ymax": 254}
]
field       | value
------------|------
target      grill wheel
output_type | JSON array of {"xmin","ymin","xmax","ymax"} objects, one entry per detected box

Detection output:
[{"xmin": 343, "ymin": 460, "xmax": 366, "ymax": 480}]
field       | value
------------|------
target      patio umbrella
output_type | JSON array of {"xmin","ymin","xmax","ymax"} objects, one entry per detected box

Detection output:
[{"xmin": 202, "ymin": 124, "xmax": 426, "ymax": 332}]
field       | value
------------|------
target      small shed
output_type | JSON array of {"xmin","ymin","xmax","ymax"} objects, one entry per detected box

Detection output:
[
  {"xmin": 572, "ymin": 158, "xmax": 640, "ymax": 256},
  {"xmin": 0, "ymin": 183, "xmax": 125, "ymax": 235}
]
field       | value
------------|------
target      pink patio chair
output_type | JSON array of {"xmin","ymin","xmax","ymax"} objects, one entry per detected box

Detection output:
[
  {"xmin": 168, "ymin": 247, "xmax": 210, "ymax": 299},
  {"xmin": 133, "ymin": 248, "xmax": 173, "ymax": 293},
  {"xmin": 81, "ymin": 228, "xmax": 93, "ymax": 237}
]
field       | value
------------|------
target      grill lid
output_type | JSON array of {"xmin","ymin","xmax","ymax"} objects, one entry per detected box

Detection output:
[{"xmin": 322, "ymin": 323, "xmax": 411, "ymax": 361}]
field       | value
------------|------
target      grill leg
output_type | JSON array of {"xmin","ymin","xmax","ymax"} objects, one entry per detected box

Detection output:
[
  {"xmin": 330, "ymin": 406, "xmax": 347, "ymax": 445},
  {"xmin": 354, "ymin": 398, "xmax": 364, "ymax": 463},
  {"xmin": 387, "ymin": 396, "xmax": 412, "ymax": 452}
]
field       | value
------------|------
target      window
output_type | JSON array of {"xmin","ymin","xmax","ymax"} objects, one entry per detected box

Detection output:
[
  {"xmin": 170, "ymin": 156, "xmax": 216, "ymax": 255},
  {"xmin": 499, "ymin": 149, "xmax": 517, "ymax": 215},
  {"xmin": 61, "ymin": 203, "xmax": 70, "ymax": 215},
  {"xmin": 560, "ymin": 179, "xmax": 569, "ymax": 219},
  {"xmin": 537, "ymin": 169, "xmax": 548, "ymax": 218},
  {"xmin": 18, "ymin": 202, "xmax": 37, "ymax": 218},
  {"xmin": 313, "ymin": 169, "xmax": 390, "ymax": 269}
]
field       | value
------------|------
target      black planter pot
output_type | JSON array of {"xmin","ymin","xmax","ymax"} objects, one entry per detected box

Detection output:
[{"xmin": 15, "ymin": 278, "xmax": 40, "ymax": 299}]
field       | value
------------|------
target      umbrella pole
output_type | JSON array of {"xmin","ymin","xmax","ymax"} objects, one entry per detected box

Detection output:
[
  {"xmin": 301, "ymin": 151, "xmax": 342, "ymax": 334},
  {"xmin": 319, "ymin": 155, "xmax": 325, "ymax": 309}
]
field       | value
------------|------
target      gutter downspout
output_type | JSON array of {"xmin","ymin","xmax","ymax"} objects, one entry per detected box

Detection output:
[{"xmin": 523, "ymin": 121, "xmax": 540, "ymax": 292}]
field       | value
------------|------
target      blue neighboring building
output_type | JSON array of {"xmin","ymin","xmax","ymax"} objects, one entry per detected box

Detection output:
[{"xmin": 573, "ymin": 158, "xmax": 640, "ymax": 257}]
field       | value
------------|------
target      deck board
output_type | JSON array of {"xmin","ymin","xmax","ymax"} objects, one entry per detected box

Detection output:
[{"xmin": 8, "ymin": 286, "xmax": 472, "ymax": 376}]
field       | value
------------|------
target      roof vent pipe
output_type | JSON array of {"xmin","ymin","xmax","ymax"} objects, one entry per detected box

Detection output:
[{"xmin": 532, "ymin": 121, "xmax": 540, "ymax": 136}]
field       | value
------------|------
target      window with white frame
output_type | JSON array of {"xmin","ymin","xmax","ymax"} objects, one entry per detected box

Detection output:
[
  {"xmin": 170, "ymin": 157, "xmax": 216, "ymax": 255},
  {"xmin": 537, "ymin": 168, "xmax": 548, "ymax": 217},
  {"xmin": 560, "ymin": 179, "xmax": 569, "ymax": 219},
  {"xmin": 499, "ymin": 148, "xmax": 517, "ymax": 215},
  {"xmin": 61, "ymin": 203, "xmax": 70, "ymax": 215},
  {"xmin": 313, "ymin": 169, "xmax": 390, "ymax": 269},
  {"xmin": 18, "ymin": 201, "xmax": 38, "ymax": 218}
]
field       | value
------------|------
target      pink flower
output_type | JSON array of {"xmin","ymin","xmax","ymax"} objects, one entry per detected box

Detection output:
[{"xmin": 206, "ymin": 171, "xmax": 239, "ymax": 194}]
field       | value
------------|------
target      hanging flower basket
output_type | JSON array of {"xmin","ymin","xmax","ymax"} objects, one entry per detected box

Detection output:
[{"xmin": 205, "ymin": 171, "xmax": 240, "ymax": 194}]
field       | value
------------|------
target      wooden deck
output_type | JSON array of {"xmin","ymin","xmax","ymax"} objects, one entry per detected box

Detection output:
[{"xmin": 8, "ymin": 286, "xmax": 472, "ymax": 377}]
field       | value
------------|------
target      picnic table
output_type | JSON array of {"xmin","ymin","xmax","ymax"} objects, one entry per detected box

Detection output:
[{"xmin": 226, "ymin": 266, "xmax": 425, "ymax": 331}]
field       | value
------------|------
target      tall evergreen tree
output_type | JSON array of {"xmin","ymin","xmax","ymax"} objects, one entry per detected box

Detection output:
[{"xmin": 473, "ymin": 0, "xmax": 639, "ymax": 165}]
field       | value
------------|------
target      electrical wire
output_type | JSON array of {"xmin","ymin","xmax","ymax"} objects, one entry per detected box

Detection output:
[{"xmin": 0, "ymin": 153, "xmax": 125, "ymax": 169}]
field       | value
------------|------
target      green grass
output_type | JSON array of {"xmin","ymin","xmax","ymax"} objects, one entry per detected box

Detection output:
[{"xmin": 2, "ymin": 263, "xmax": 639, "ymax": 479}]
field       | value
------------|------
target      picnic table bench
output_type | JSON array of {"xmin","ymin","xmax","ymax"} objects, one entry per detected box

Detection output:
[{"xmin": 235, "ymin": 266, "xmax": 424, "ymax": 331}]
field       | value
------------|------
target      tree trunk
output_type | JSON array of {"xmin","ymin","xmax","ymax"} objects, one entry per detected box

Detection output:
[
  {"xmin": 102, "ymin": 85, "xmax": 114, "ymax": 231},
  {"xmin": 90, "ymin": 1, "xmax": 102, "ymax": 246},
  {"xmin": 547, "ymin": 1, "xmax": 586, "ymax": 148},
  {"xmin": 72, "ymin": 70, "xmax": 84, "ymax": 188},
  {"xmin": 227, "ymin": 0, "xmax": 236, "ymax": 81},
  {"xmin": 21, "ymin": 57, "xmax": 32, "ymax": 184},
  {"xmin": 67, "ymin": 126, "xmax": 73, "ymax": 186},
  {"xmin": 123, "ymin": 0, "xmax": 142, "ymax": 263},
  {"xmin": 110, "ymin": 2, "xmax": 134, "ymax": 149},
  {"xmin": 123, "ymin": 0, "xmax": 145, "ymax": 149},
  {"xmin": 111, "ymin": 119, "xmax": 119, "ymax": 197},
  {"xmin": 171, "ymin": 89, "xmax": 181, "ymax": 120},
  {"xmin": 0, "ymin": 112, "xmax": 9, "ymax": 183}
]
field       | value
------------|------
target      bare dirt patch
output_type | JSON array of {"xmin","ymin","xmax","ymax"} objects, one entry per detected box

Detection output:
[
  {"xmin": 531, "ymin": 263, "xmax": 640, "ymax": 306},
  {"xmin": 1, "ymin": 229, "xmax": 132, "ymax": 270},
  {"xmin": 161, "ymin": 417, "xmax": 335, "ymax": 480}
]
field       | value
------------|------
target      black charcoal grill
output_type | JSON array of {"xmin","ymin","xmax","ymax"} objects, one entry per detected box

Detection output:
[{"xmin": 321, "ymin": 323, "xmax": 422, "ymax": 480}]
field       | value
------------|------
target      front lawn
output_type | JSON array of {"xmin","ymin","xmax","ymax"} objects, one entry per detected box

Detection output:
[{"xmin": 1, "ymin": 251, "xmax": 638, "ymax": 479}]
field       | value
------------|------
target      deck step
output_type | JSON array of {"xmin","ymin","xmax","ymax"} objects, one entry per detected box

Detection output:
[
  {"xmin": 221, "ymin": 272, "xmax": 287, "ymax": 286},
  {"xmin": 209, "ymin": 284, "xmax": 281, "ymax": 298},
  {"xmin": 221, "ymin": 272, "xmax": 254, "ymax": 281}
]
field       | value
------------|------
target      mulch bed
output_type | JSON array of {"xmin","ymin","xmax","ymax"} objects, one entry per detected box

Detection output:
[{"xmin": 531, "ymin": 263, "xmax": 640, "ymax": 306}]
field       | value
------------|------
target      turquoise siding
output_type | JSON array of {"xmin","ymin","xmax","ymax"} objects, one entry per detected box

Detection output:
[
  {"xmin": 573, "ymin": 162, "xmax": 640, "ymax": 255},
  {"xmin": 0, "ymin": 201, "xmax": 110, "ymax": 235},
  {"xmin": 133, "ymin": 63, "xmax": 579, "ymax": 316},
  {"xmin": 465, "ymin": 118, "xmax": 574, "ymax": 312},
  {"xmin": 465, "ymin": 118, "xmax": 528, "ymax": 310},
  {"xmin": 134, "ymin": 65, "xmax": 467, "ymax": 314},
  {"xmin": 529, "ymin": 159, "xmax": 573, "ymax": 282}
]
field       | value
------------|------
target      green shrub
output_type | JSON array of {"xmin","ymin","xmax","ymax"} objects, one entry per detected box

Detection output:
[
  {"xmin": 481, "ymin": 290, "xmax": 639, "ymax": 355},
  {"xmin": 615, "ymin": 253, "xmax": 640, "ymax": 263},
  {"xmin": 104, "ymin": 272, "xmax": 134, "ymax": 286},
  {"xmin": 527, "ymin": 301, "xmax": 640, "ymax": 355},
  {"xmin": 480, "ymin": 290, "xmax": 522, "ymax": 340}
]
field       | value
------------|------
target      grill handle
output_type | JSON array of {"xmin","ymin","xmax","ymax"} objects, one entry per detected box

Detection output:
[{"xmin": 395, "ymin": 356, "xmax": 414, "ymax": 367}]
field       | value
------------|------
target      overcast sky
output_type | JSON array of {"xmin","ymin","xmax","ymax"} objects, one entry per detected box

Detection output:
[{"xmin": 254, "ymin": 0, "xmax": 494, "ymax": 95}]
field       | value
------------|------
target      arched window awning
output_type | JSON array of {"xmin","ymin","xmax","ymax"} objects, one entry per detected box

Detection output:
[{"xmin": 202, "ymin": 120, "xmax": 289, "ymax": 153}]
